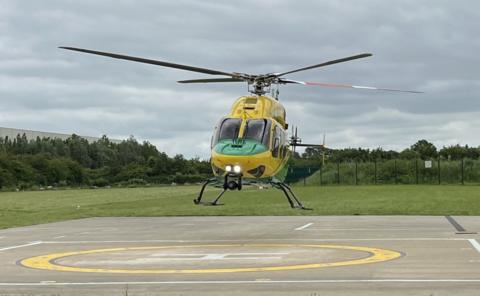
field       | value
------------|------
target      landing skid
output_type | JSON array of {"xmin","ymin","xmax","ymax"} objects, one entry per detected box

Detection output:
[
  {"xmin": 193, "ymin": 178, "xmax": 225, "ymax": 206},
  {"xmin": 194, "ymin": 173, "xmax": 241, "ymax": 206},
  {"xmin": 194, "ymin": 177, "xmax": 312, "ymax": 210},
  {"xmin": 270, "ymin": 180, "xmax": 312, "ymax": 210},
  {"xmin": 194, "ymin": 187, "xmax": 226, "ymax": 206}
]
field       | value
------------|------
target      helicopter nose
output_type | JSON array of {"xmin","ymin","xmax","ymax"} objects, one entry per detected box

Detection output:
[{"xmin": 214, "ymin": 139, "xmax": 268, "ymax": 156}]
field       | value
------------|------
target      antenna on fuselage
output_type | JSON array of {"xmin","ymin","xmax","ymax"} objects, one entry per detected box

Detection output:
[{"xmin": 290, "ymin": 126, "xmax": 301, "ymax": 157}]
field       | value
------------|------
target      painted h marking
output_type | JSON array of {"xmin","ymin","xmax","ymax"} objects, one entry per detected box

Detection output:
[
  {"xmin": 295, "ymin": 223, "xmax": 313, "ymax": 231},
  {"xmin": 151, "ymin": 252, "xmax": 288, "ymax": 260},
  {"xmin": 468, "ymin": 239, "xmax": 480, "ymax": 253}
]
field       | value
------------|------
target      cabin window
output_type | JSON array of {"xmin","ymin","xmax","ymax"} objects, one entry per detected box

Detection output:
[
  {"xmin": 217, "ymin": 118, "xmax": 241, "ymax": 141},
  {"xmin": 244, "ymin": 119, "xmax": 271, "ymax": 147},
  {"xmin": 272, "ymin": 125, "xmax": 282, "ymax": 157},
  {"xmin": 281, "ymin": 129, "xmax": 288, "ymax": 158}
]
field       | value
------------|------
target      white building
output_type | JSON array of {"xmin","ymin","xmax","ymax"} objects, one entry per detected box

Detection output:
[{"xmin": 0, "ymin": 127, "xmax": 122, "ymax": 143}]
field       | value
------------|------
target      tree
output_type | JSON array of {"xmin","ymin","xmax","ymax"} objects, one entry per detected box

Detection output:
[
  {"xmin": 410, "ymin": 140, "xmax": 437, "ymax": 160},
  {"xmin": 66, "ymin": 135, "xmax": 92, "ymax": 167},
  {"xmin": 399, "ymin": 148, "xmax": 418, "ymax": 159},
  {"xmin": 439, "ymin": 145, "xmax": 467, "ymax": 160}
]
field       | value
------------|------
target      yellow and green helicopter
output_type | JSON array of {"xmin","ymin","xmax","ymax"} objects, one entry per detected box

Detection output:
[{"xmin": 60, "ymin": 47, "xmax": 421, "ymax": 209}]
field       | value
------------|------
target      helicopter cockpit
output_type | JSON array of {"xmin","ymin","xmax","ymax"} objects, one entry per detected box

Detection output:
[
  {"xmin": 212, "ymin": 118, "xmax": 269, "ymax": 147},
  {"xmin": 211, "ymin": 117, "xmax": 287, "ymax": 159}
]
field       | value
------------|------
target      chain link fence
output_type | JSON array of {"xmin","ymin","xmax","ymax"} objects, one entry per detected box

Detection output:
[{"xmin": 286, "ymin": 159, "xmax": 480, "ymax": 186}]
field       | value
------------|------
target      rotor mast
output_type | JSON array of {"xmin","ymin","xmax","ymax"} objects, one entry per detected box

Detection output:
[{"xmin": 247, "ymin": 75, "xmax": 278, "ymax": 96}]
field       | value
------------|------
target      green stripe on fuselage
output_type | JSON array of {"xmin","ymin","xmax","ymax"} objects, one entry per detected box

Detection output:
[{"xmin": 214, "ymin": 139, "xmax": 268, "ymax": 156}]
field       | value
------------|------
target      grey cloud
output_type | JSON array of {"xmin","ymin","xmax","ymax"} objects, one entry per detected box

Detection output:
[{"xmin": 1, "ymin": 0, "xmax": 479, "ymax": 158}]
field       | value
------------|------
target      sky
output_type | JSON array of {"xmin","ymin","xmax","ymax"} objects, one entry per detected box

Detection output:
[{"xmin": 1, "ymin": 0, "xmax": 479, "ymax": 159}]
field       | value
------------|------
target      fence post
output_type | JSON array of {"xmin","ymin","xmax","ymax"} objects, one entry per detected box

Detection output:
[
  {"xmin": 438, "ymin": 158, "xmax": 441, "ymax": 185},
  {"xmin": 374, "ymin": 159, "xmax": 377, "ymax": 185},
  {"xmin": 394, "ymin": 159, "xmax": 397, "ymax": 184},
  {"xmin": 337, "ymin": 162, "xmax": 340, "ymax": 185},
  {"xmin": 461, "ymin": 158, "xmax": 464, "ymax": 185},
  {"xmin": 319, "ymin": 166, "xmax": 323, "ymax": 186},
  {"xmin": 415, "ymin": 158, "xmax": 419, "ymax": 184},
  {"xmin": 355, "ymin": 161, "xmax": 358, "ymax": 185}
]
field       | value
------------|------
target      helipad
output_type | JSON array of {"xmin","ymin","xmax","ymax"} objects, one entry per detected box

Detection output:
[
  {"xmin": 1, "ymin": 216, "xmax": 480, "ymax": 295},
  {"xmin": 20, "ymin": 243, "xmax": 401, "ymax": 274}
]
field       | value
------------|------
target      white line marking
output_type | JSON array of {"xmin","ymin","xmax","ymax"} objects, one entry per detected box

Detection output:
[
  {"xmin": 468, "ymin": 239, "xmax": 480, "ymax": 253},
  {"xmin": 0, "ymin": 241, "xmax": 42, "ymax": 252},
  {"xmin": 0, "ymin": 236, "xmax": 4, "ymax": 239},
  {"xmin": 53, "ymin": 235, "xmax": 66, "ymax": 239},
  {"xmin": 41, "ymin": 237, "xmax": 470, "ymax": 244},
  {"xmin": 295, "ymin": 223, "xmax": 313, "ymax": 231},
  {"xmin": 2, "ymin": 279, "xmax": 480, "ymax": 286},
  {"xmin": 303, "ymin": 228, "xmax": 444, "ymax": 231}
]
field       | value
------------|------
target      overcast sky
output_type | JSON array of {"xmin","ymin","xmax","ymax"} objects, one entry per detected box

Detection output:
[{"xmin": 1, "ymin": 0, "xmax": 479, "ymax": 158}]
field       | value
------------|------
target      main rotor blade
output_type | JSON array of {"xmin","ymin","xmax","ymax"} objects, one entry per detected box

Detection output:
[
  {"xmin": 178, "ymin": 78, "xmax": 244, "ymax": 83},
  {"xmin": 59, "ymin": 47, "xmax": 236, "ymax": 77},
  {"xmin": 280, "ymin": 79, "xmax": 423, "ymax": 93},
  {"xmin": 276, "ymin": 53, "xmax": 372, "ymax": 77}
]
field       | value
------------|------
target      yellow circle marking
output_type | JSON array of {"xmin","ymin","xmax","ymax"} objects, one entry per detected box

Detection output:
[{"xmin": 20, "ymin": 244, "xmax": 401, "ymax": 274}]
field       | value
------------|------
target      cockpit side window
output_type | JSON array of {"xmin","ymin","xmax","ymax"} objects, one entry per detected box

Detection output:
[
  {"xmin": 272, "ymin": 125, "xmax": 282, "ymax": 158},
  {"xmin": 217, "ymin": 118, "xmax": 242, "ymax": 142},
  {"xmin": 244, "ymin": 119, "xmax": 271, "ymax": 147}
]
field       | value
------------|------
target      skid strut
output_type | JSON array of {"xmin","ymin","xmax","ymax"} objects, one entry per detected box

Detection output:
[
  {"xmin": 194, "ymin": 177, "xmax": 311, "ymax": 210},
  {"xmin": 194, "ymin": 177, "xmax": 216, "ymax": 205},
  {"xmin": 194, "ymin": 174, "xmax": 242, "ymax": 206},
  {"xmin": 270, "ymin": 180, "xmax": 312, "ymax": 210}
]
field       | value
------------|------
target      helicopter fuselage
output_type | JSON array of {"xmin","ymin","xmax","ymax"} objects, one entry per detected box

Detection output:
[{"xmin": 210, "ymin": 95, "xmax": 290, "ymax": 181}]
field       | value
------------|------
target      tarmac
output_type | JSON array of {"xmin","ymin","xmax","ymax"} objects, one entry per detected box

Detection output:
[{"xmin": 1, "ymin": 216, "xmax": 480, "ymax": 295}]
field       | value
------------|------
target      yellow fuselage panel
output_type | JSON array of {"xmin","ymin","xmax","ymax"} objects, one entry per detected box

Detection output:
[{"xmin": 229, "ymin": 95, "xmax": 287, "ymax": 128}]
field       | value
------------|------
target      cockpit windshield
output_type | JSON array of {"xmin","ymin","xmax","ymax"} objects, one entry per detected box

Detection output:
[
  {"xmin": 212, "ymin": 118, "xmax": 271, "ymax": 147},
  {"xmin": 244, "ymin": 119, "xmax": 271, "ymax": 147},
  {"xmin": 218, "ymin": 118, "xmax": 241, "ymax": 141}
]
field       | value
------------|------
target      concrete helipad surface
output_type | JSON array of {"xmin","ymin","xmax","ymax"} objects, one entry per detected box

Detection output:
[{"xmin": 1, "ymin": 216, "xmax": 480, "ymax": 295}]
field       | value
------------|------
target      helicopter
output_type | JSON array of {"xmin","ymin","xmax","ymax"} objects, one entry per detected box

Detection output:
[{"xmin": 60, "ymin": 47, "xmax": 421, "ymax": 210}]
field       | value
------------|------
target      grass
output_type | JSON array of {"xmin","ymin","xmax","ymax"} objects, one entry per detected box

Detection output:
[{"xmin": 1, "ymin": 185, "xmax": 480, "ymax": 229}]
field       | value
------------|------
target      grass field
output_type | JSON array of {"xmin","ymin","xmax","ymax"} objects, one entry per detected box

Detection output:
[{"xmin": 1, "ymin": 185, "xmax": 480, "ymax": 229}]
